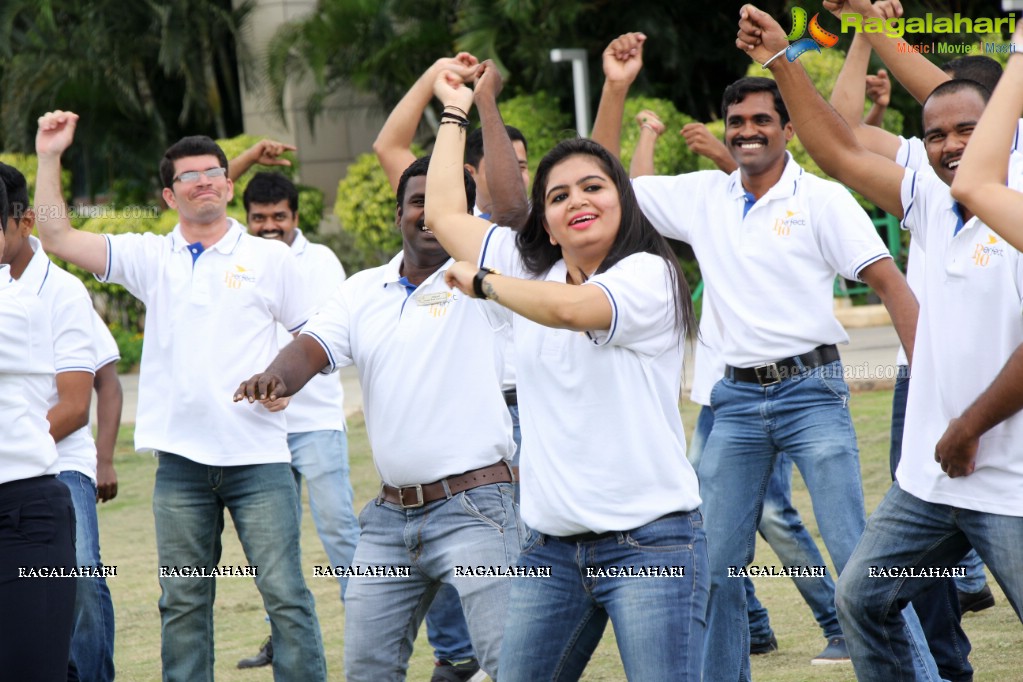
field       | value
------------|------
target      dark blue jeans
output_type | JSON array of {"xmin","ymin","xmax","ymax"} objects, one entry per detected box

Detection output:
[{"xmin": 889, "ymin": 369, "xmax": 973, "ymax": 682}]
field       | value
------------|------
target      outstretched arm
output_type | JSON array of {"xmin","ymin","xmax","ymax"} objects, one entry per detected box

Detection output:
[
  {"xmin": 444, "ymin": 262, "xmax": 613, "ymax": 331},
  {"xmin": 828, "ymin": 29, "xmax": 901, "ymax": 159},
  {"xmin": 228, "ymin": 139, "xmax": 296, "ymax": 181},
  {"xmin": 473, "ymin": 61, "xmax": 530, "ymax": 228},
  {"xmin": 737, "ymin": 5, "xmax": 906, "ymax": 218},
  {"xmin": 951, "ymin": 35, "xmax": 1023, "ymax": 250},
  {"xmin": 373, "ymin": 53, "xmax": 479, "ymax": 191},
  {"xmin": 34, "ymin": 111, "xmax": 108, "ymax": 274},
  {"xmin": 824, "ymin": 0, "xmax": 949, "ymax": 105},
  {"xmin": 680, "ymin": 122, "xmax": 737, "ymax": 174},
  {"xmin": 423, "ymin": 71, "xmax": 493, "ymax": 263},
  {"xmin": 590, "ymin": 32, "xmax": 646, "ymax": 158},
  {"xmin": 234, "ymin": 335, "xmax": 329, "ymax": 405},
  {"xmin": 630, "ymin": 110, "xmax": 666, "ymax": 178}
]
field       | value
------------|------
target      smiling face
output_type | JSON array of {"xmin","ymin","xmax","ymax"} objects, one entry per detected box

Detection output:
[
  {"xmin": 542, "ymin": 154, "xmax": 621, "ymax": 276},
  {"xmin": 922, "ymin": 89, "xmax": 987, "ymax": 188},
  {"xmin": 397, "ymin": 174, "xmax": 448, "ymax": 266},
  {"xmin": 724, "ymin": 91, "xmax": 793, "ymax": 178},
  {"xmin": 247, "ymin": 199, "xmax": 298, "ymax": 245},
  {"xmin": 162, "ymin": 154, "xmax": 233, "ymax": 225}
]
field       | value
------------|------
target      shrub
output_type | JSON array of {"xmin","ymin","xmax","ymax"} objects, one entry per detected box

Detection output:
[
  {"xmin": 334, "ymin": 151, "xmax": 405, "ymax": 272},
  {"xmin": 500, "ymin": 91, "xmax": 574, "ymax": 173}
]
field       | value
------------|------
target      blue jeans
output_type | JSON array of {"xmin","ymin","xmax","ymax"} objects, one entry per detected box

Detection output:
[
  {"xmin": 690, "ymin": 405, "xmax": 842, "ymax": 644},
  {"xmin": 700, "ymin": 362, "xmax": 937, "ymax": 681},
  {"xmin": 289, "ymin": 429, "xmax": 359, "ymax": 599},
  {"xmin": 499, "ymin": 510, "xmax": 709, "ymax": 681},
  {"xmin": 426, "ymin": 404, "xmax": 523, "ymax": 664},
  {"xmin": 838, "ymin": 482, "xmax": 1023, "ymax": 681},
  {"xmin": 153, "ymin": 452, "xmax": 325, "ymax": 682},
  {"xmin": 58, "ymin": 471, "xmax": 115, "ymax": 682},
  {"xmin": 344, "ymin": 482, "xmax": 521, "ymax": 681},
  {"xmin": 889, "ymin": 370, "xmax": 974, "ymax": 681}
]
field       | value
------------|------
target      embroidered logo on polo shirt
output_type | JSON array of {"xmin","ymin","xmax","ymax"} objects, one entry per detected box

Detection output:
[
  {"xmin": 972, "ymin": 234, "xmax": 1005, "ymax": 267},
  {"xmin": 223, "ymin": 264, "xmax": 258, "ymax": 289},
  {"xmin": 772, "ymin": 210, "xmax": 806, "ymax": 237}
]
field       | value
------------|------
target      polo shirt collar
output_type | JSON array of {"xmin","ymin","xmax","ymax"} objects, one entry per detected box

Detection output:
[
  {"xmin": 289, "ymin": 228, "xmax": 308, "ymax": 255},
  {"xmin": 18, "ymin": 236, "xmax": 51, "ymax": 295},
  {"xmin": 0, "ymin": 264, "xmax": 11, "ymax": 286},
  {"xmin": 384, "ymin": 251, "xmax": 454, "ymax": 290},
  {"xmin": 169, "ymin": 218, "xmax": 246, "ymax": 255},
  {"xmin": 728, "ymin": 152, "xmax": 803, "ymax": 204}
]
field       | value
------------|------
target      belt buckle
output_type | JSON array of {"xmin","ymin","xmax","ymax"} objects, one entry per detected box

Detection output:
[
  {"xmin": 397, "ymin": 484, "xmax": 425, "ymax": 509},
  {"xmin": 754, "ymin": 362, "xmax": 781, "ymax": 386}
]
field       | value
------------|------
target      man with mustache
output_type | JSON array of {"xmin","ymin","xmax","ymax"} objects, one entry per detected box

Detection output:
[{"xmin": 591, "ymin": 32, "xmax": 920, "ymax": 681}]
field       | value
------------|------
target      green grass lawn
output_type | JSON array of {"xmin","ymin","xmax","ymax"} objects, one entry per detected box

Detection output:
[{"xmin": 99, "ymin": 390, "xmax": 1021, "ymax": 680}]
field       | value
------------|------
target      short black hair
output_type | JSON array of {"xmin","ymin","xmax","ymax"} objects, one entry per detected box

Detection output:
[
  {"xmin": 243, "ymin": 172, "xmax": 298, "ymax": 215},
  {"xmin": 0, "ymin": 162, "xmax": 30, "ymax": 223},
  {"xmin": 924, "ymin": 78, "xmax": 991, "ymax": 112},
  {"xmin": 721, "ymin": 77, "xmax": 790, "ymax": 127},
  {"xmin": 397, "ymin": 155, "xmax": 476, "ymax": 214},
  {"xmin": 942, "ymin": 56, "xmax": 1003, "ymax": 94},
  {"xmin": 464, "ymin": 125, "xmax": 528, "ymax": 169},
  {"xmin": 159, "ymin": 135, "xmax": 229, "ymax": 189},
  {"xmin": 0, "ymin": 171, "xmax": 8, "ymax": 231}
]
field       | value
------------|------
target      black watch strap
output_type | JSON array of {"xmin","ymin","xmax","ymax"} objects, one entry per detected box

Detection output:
[{"xmin": 473, "ymin": 267, "xmax": 498, "ymax": 299}]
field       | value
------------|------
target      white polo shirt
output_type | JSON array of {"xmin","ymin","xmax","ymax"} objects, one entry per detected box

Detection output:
[
  {"xmin": 93, "ymin": 309, "xmax": 121, "ymax": 372},
  {"xmin": 17, "ymin": 237, "xmax": 99, "ymax": 479},
  {"xmin": 478, "ymin": 226, "xmax": 701, "ymax": 536},
  {"xmin": 0, "ymin": 268, "xmax": 59, "ymax": 484},
  {"xmin": 634, "ymin": 154, "xmax": 890, "ymax": 367},
  {"xmin": 690, "ymin": 288, "xmax": 724, "ymax": 407},
  {"xmin": 277, "ymin": 229, "xmax": 347, "ymax": 434},
  {"xmin": 301, "ymin": 252, "xmax": 514, "ymax": 487},
  {"xmin": 896, "ymin": 159, "xmax": 1023, "ymax": 516},
  {"xmin": 100, "ymin": 220, "xmax": 311, "ymax": 465}
]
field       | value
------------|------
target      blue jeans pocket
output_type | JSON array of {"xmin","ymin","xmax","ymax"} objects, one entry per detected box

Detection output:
[
  {"xmin": 460, "ymin": 483, "xmax": 513, "ymax": 532},
  {"xmin": 519, "ymin": 527, "xmax": 545, "ymax": 556},
  {"xmin": 624, "ymin": 512, "xmax": 698, "ymax": 553}
]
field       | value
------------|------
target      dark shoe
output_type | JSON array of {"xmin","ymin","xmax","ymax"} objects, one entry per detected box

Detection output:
[
  {"xmin": 959, "ymin": 584, "xmax": 995, "ymax": 613},
  {"xmin": 749, "ymin": 634, "xmax": 778, "ymax": 655},
  {"xmin": 811, "ymin": 636, "xmax": 851, "ymax": 665},
  {"xmin": 237, "ymin": 636, "xmax": 273, "ymax": 669},
  {"xmin": 431, "ymin": 658, "xmax": 486, "ymax": 682}
]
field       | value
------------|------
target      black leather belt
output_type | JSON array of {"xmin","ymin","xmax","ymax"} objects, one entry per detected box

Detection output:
[
  {"xmin": 502, "ymin": 388, "xmax": 517, "ymax": 407},
  {"xmin": 725, "ymin": 344, "xmax": 840, "ymax": 386}
]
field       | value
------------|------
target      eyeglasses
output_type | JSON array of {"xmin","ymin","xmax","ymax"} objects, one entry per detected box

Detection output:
[{"xmin": 172, "ymin": 167, "xmax": 228, "ymax": 184}]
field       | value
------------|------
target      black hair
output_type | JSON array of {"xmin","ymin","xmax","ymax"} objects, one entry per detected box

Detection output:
[
  {"xmin": 159, "ymin": 135, "xmax": 229, "ymax": 189},
  {"xmin": 518, "ymin": 138, "xmax": 695, "ymax": 335},
  {"xmin": 924, "ymin": 78, "xmax": 991, "ymax": 111},
  {"xmin": 721, "ymin": 76, "xmax": 790, "ymax": 127},
  {"xmin": 942, "ymin": 56, "xmax": 1003, "ymax": 94},
  {"xmin": 243, "ymin": 172, "xmax": 299, "ymax": 214},
  {"xmin": 397, "ymin": 155, "xmax": 476, "ymax": 214},
  {"xmin": 464, "ymin": 125, "xmax": 528, "ymax": 169},
  {"xmin": 0, "ymin": 162, "xmax": 30, "ymax": 223},
  {"xmin": 0, "ymin": 171, "xmax": 8, "ymax": 231}
]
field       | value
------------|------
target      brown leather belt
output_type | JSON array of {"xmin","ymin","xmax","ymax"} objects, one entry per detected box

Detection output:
[{"xmin": 379, "ymin": 461, "xmax": 515, "ymax": 509}]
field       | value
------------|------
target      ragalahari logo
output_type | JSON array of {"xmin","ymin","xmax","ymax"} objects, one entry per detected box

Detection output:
[{"xmin": 784, "ymin": 7, "xmax": 840, "ymax": 62}]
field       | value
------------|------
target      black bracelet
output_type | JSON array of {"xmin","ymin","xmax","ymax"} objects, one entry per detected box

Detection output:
[
  {"xmin": 443, "ymin": 104, "xmax": 469, "ymax": 117},
  {"xmin": 439, "ymin": 111, "xmax": 469, "ymax": 127},
  {"xmin": 473, "ymin": 267, "xmax": 499, "ymax": 299},
  {"xmin": 439, "ymin": 120, "xmax": 468, "ymax": 129}
]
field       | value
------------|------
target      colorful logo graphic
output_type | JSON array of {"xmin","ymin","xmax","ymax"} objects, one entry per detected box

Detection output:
[{"xmin": 785, "ymin": 7, "xmax": 840, "ymax": 62}]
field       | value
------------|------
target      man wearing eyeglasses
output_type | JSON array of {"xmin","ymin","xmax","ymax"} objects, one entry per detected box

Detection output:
[{"xmin": 33, "ymin": 111, "xmax": 327, "ymax": 682}]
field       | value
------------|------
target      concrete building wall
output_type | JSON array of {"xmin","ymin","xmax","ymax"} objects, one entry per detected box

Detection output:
[{"xmin": 233, "ymin": 0, "xmax": 387, "ymax": 208}]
